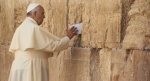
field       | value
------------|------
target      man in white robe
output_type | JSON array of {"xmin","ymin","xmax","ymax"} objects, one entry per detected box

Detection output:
[{"xmin": 8, "ymin": 3, "xmax": 77, "ymax": 81}]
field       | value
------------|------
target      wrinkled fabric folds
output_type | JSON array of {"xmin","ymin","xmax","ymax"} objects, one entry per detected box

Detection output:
[
  {"xmin": 8, "ymin": 50, "xmax": 51, "ymax": 81},
  {"xmin": 9, "ymin": 17, "xmax": 70, "ymax": 53}
]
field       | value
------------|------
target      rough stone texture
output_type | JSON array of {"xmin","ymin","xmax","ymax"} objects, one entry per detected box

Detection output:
[
  {"xmin": 90, "ymin": 48, "xmax": 101, "ymax": 81},
  {"xmin": 49, "ymin": 48, "xmax": 91, "ymax": 81},
  {"xmin": 119, "ymin": 50, "xmax": 150, "ymax": 81},
  {"xmin": 0, "ymin": 45, "xmax": 14, "ymax": 81},
  {"xmin": 5, "ymin": 47, "xmax": 14, "ymax": 81},
  {"xmin": 47, "ymin": 0, "xmax": 67, "ymax": 37},
  {"xmin": 48, "ymin": 48, "xmax": 150, "ymax": 81},
  {"xmin": 111, "ymin": 49, "xmax": 128, "ymax": 81},
  {"xmin": 123, "ymin": 0, "xmax": 150, "ymax": 50},
  {"xmin": 99, "ymin": 48, "xmax": 111, "ymax": 81},
  {"xmin": 0, "ymin": 49, "xmax": 5, "ymax": 81},
  {"xmin": 99, "ymin": 48, "xmax": 127, "ymax": 81},
  {"xmin": 0, "ymin": 0, "xmax": 14, "ymax": 45},
  {"xmin": 81, "ymin": 0, "xmax": 121, "ymax": 48},
  {"xmin": 1, "ymin": 0, "xmax": 150, "ymax": 81},
  {"xmin": 121, "ymin": 0, "xmax": 135, "ymax": 42},
  {"xmin": 99, "ymin": 49, "xmax": 150, "ymax": 81}
]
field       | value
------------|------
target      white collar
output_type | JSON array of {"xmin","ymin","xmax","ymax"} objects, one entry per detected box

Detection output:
[{"xmin": 27, "ymin": 17, "xmax": 38, "ymax": 25}]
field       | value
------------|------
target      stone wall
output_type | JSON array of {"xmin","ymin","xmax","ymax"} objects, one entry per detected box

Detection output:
[{"xmin": 0, "ymin": 0, "xmax": 150, "ymax": 81}]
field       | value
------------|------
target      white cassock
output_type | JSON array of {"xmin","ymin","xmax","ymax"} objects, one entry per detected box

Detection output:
[{"xmin": 8, "ymin": 17, "xmax": 70, "ymax": 81}]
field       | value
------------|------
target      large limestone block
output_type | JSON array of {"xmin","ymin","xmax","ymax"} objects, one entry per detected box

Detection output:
[
  {"xmin": 0, "ymin": 0, "xmax": 2, "ymax": 43},
  {"xmin": 99, "ymin": 48, "xmax": 127, "ymax": 81},
  {"xmin": 5, "ymin": 46, "xmax": 14, "ymax": 81},
  {"xmin": 0, "ymin": 51, "xmax": 5, "ymax": 81},
  {"xmin": 119, "ymin": 50, "xmax": 150, "ymax": 81},
  {"xmin": 121, "ymin": 0, "xmax": 135, "ymax": 43},
  {"xmin": 0, "ymin": 45, "xmax": 14, "ymax": 81},
  {"xmin": 0, "ymin": 45, "xmax": 6, "ymax": 54},
  {"xmin": 68, "ymin": 0, "xmax": 82, "ymax": 25},
  {"xmin": 49, "ymin": 51, "xmax": 68, "ymax": 81},
  {"xmin": 14, "ymin": 0, "xmax": 27, "ymax": 27},
  {"xmin": 81, "ymin": 0, "xmax": 121, "ymax": 48},
  {"xmin": 111, "ymin": 49, "xmax": 127, "ymax": 81},
  {"xmin": 0, "ymin": 0, "xmax": 14, "ymax": 45},
  {"xmin": 49, "ymin": 57, "xmax": 60, "ymax": 81},
  {"xmin": 49, "ymin": 48, "xmax": 91, "ymax": 81},
  {"xmin": 68, "ymin": 48, "xmax": 90, "ymax": 81},
  {"xmin": 90, "ymin": 49, "xmax": 101, "ymax": 81},
  {"xmin": 132, "ymin": 50, "xmax": 150, "ymax": 81},
  {"xmin": 99, "ymin": 48, "xmax": 111, "ymax": 81},
  {"xmin": 123, "ymin": 0, "xmax": 150, "ymax": 50},
  {"xmin": 99, "ymin": 48, "xmax": 150, "ymax": 81},
  {"xmin": 48, "ymin": 0, "xmax": 67, "ymax": 37}
]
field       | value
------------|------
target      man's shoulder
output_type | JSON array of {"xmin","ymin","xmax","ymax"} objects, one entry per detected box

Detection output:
[{"xmin": 18, "ymin": 19, "xmax": 39, "ymax": 29}]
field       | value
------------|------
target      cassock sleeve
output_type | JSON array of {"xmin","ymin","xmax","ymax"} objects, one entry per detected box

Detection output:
[
  {"xmin": 34, "ymin": 26, "xmax": 70, "ymax": 52},
  {"xmin": 9, "ymin": 25, "xmax": 70, "ymax": 53}
]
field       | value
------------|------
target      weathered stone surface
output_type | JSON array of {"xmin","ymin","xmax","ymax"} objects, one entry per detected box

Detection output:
[
  {"xmin": 5, "ymin": 47, "xmax": 14, "ymax": 81},
  {"xmin": 121, "ymin": 0, "xmax": 135, "ymax": 42},
  {"xmin": 99, "ymin": 48, "xmax": 111, "ymax": 81},
  {"xmin": 132, "ymin": 50, "xmax": 150, "ymax": 81},
  {"xmin": 49, "ymin": 48, "xmax": 91, "ymax": 81},
  {"xmin": 0, "ymin": 0, "xmax": 14, "ymax": 45},
  {"xmin": 69, "ymin": 48, "xmax": 90, "ymax": 81},
  {"xmin": 111, "ymin": 49, "xmax": 127, "ymax": 81},
  {"xmin": 0, "ymin": 45, "xmax": 14, "ymax": 81},
  {"xmin": 81, "ymin": 0, "xmax": 121, "ymax": 48},
  {"xmin": 99, "ymin": 49, "xmax": 150, "ymax": 81},
  {"xmin": 118, "ymin": 50, "xmax": 150, "ymax": 81},
  {"xmin": 48, "ymin": 0, "xmax": 67, "ymax": 37},
  {"xmin": 0, "ymin": 54, "xmax": 5, "ymax": 81},
  {"xmin": 49, "ymin": 57, "xmax": 60, "ymax": 81},
  {"xmin": 123, "ymin": 0, "xmax": 150, "ymax": 50},
  {"xmin": 90, "ymin": 48, "xmax": 101, "ymax": 81}
]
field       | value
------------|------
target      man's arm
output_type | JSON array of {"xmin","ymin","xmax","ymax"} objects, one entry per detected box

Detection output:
[{"xmin": 39, "ymin": 26, "xmax": 78, "ymax": 52}]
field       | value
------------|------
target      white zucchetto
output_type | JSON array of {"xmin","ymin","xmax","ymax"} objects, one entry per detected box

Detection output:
[{"xmin": 27, "ymin": 3, "xmax": 39, "ymax": 13}]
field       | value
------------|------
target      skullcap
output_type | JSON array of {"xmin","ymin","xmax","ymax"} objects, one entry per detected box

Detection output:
[{"xmin": 27, "ymin": 3, "xmax": 39, "ymax": 13}]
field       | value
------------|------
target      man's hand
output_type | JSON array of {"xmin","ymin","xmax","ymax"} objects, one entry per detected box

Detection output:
[{"xmin": 67, "ymin": 26, "xmax": 78, "ymax": 39}]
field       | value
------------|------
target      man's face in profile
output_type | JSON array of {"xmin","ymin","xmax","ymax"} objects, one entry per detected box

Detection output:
[{"xmin": 36, "ymin": 6, "xmax": 45, "ymax": 25}]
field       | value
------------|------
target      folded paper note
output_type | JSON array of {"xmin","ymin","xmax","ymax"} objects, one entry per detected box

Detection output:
[{"xmin": 70, "ymin": 23, "xmax": 82, "ymax": 34}]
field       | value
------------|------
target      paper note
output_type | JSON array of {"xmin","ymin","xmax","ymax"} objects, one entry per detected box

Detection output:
[{"xmin": 70, "ymin": 23, "xmax": 82, "ymax": 34}]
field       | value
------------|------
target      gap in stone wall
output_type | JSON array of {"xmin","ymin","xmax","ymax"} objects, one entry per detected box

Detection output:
[
  {"xmin": 120, "ymin": 0, "xmax": 135, "ymax": 43},
  {"xmin": 90, "ymin": 48, "xmax": 101, "ymax": 81}
]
